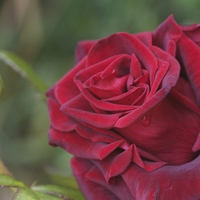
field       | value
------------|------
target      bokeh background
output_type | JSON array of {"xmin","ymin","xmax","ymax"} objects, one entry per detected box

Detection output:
[{"xmin": 0, "ymin": 0, "xmax": 199, "ymax": 198}]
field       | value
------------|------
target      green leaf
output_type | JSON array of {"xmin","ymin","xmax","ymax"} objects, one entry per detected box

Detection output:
[
  {"xmin": 32, "ymin": 184, "xmax": 85, "ymax": 200},
  {"xmin": 13, "ymin": 188, "xmax": 63, "ymax": 200},
  {"xmin": 13, "ymin": 188, "xmax": 40, "ymax": 200},
  {"xmin": 0, "ymin": 174, "xmax": 26, "ymax": 187},
  {"xmin": 0, "ymin": 174, "xmax": 25, "ymax": 188},
  {"xmin": 34, "ymin": 191, "xmax": 63, "ymax": 200},
  {"xmin": 0, "ymin": 51, "xmax": 48, "ymax": 100},
  {"xmin": 0, "ymin": 75, "xmax": 3, "ymax": 97},
  {"xmin": 48, "ymin": 175, "xmax": 79, "ymax": 190}
]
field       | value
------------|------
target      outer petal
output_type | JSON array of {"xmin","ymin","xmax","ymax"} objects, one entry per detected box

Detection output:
[
  {"xmin": 47, "ymin": 98, "xmax": 77, "ymax": 132},
  {"xmin": 170, "ymin": 77, "xmax": 200, "ymax": 116},
  {"xmin": 153, "ymin": 15, "xmax": 182, "ymax": 56},
  {"xmin": 122, "ymin": 155, "xmax": 200, "ymax": 200},
  {"xmin": 177, "ymin": 34, "xmax": 200, "ymax": 107},
  {"xmin": 49, "ymin": 128, "xmax": 123, "ymax": 160},
  {"xmin": 61, "ymin": 94, "xmax": 121, "ymax": 128},
  {"xmin": 75, "ymin": 40, "xmax": 96, "ymax": 63},
  {"xmin": 116, "ymin": 94, "xmax": 200, "ymax": 165},
  {"xmin": 71, "ymin": 157, "xmax": 134, "ymax": 200},
  {"xmin": 54, "ymin": 56, "xmax": 87, "ymax": 105},
  {"xmin": 181, "ymin": 23, "xmax": 200, "ymax": 45},
  {"xmin": 134, "ymin": 31, "xmax": 153, "ymax": 47}
]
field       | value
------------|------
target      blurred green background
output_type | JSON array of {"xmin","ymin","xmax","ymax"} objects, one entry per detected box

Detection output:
[{"xmin": 0, "ymin": 0, "xmax": 199, "ymax": 198}]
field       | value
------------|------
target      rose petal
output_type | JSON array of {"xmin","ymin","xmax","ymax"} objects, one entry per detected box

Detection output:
[
  {"xmin": 61, "ymin": 94, "xmax": 121, "ymax": 128},
  {"xmin": 88, "ymin": 74, "xmax": 128, "ymax": 99},
  {"xmin": 75, "ymin": 77, "xmax": 137, "ymax": 111},
  {"xmin": 104, "ymin": 85, "xmax": 148, "ymax": 106},
  {"xmin": 181, "ymin": 23, "xmax": 200, "ymax": 44},
  {"xmin": 134, "ymin": 32, "xmax": 152, "ymax": 47},
  {"xmin": 49, "ymin": 128, "xmax": 123, "ymax": 160},
  {"xmin": 177, "ymin": 34, "xmax": 200, "ymax": 107},
  {"xmin": 192, "ymin": 132, "xmax": 200, "ymax": 152},
  {"xmin": 116, "ymin": 95, "xmax": 200, "ymax": 165},
  {"xmin": 75, "ymin": 124, "xmax": 121, "ymax": 144},
  {"xmin": 153, "ymin": 15, "xmax": 182, "ymax": 56},
  {"xmin": 75, "ymin": 55, "xmax": 121, "ymax": 84},
  {"xmin": 170, "ymin": 77, "xmax": 200, "ymax": 116},
  {"xmin": 115, "ymin": 47, "xmax": 180, "ymax": 128},
  {"xmin": 47, "ymin": 98, "xmax": 77, "ymax": 132},
  {"xmin": 75, "ymin": 40, "xmax": 96, "ymax": 63},
  {"xmin": 114, "ymin": 86, "xmax": 169, "ymax": 128},
  {"xmin": 122, "ymin": 155, "xmax": 200, "ymax": 199},
  {"xmin": 71, "ymin": 157, "xmax": 133, "ymax": 200},
  {"xmin": 54, "ymin": 56, "xmax": 87, "ymax": 105},
  {"xmin": 92, "ymin": 146, "xmax": 133, "ymax": 184},
  {"xmin": 130, "ymin": 54, "xmax": 143, "ymax": 79},
  {"xmin": 147, "ymin": 58, "xmax": 169, "ymax": 99},
  {"xmin": 87, "ymin": 32, "xmax": 158, "ymax": 87}
]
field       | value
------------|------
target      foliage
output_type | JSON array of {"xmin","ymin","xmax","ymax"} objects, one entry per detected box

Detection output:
[{"xmin": 0, "ymin": 174, "xmax": 85, "ymax": 200}]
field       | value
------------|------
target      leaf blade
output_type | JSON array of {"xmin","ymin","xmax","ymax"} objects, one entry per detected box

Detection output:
[
  {"xmin": 0, "ymin": 51, "xmax": 48, "ymax": 99},
  {"xmin": 13, "ymin": 188, "xmax": 40, "ymax": 200},
  {"xmin": 32, "ymin": 184, "xmax": 85, "ymax": 200},
  {"xmin": 0, "ymin": 174, "xmax": 25, "ymax": 188}
]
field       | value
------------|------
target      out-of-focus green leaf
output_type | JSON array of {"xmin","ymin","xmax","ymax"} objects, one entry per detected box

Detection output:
[
  {"xmin": 32, "ymin": 184, "xmax": 85, "ymax": 200},
  {"xmin": 0, "ymin": 51, "xmax": 48, "ymax": 99},
  {"xmin": 0, "ymin": 174, "xmax": 25, "ymax": 188},
  {"xmin": 34, "ymin": 191, "xmax": 63, "ymax": 200},
  {"xmin": 0, "ymin": 174, "xmax": 85, "ymax": 199},
  {"xmin": 13, "ymin": 188, "xmax": 63, "ymax": 200},
  {"xmin": 0, "ymin": 75, "xmax": 3, "ymax": 97},
  {"xmin": 13, "ymin": 188, "xmax": 40, "ymax": 200},
  {"xmin": 48, "ymin": 174, "xmax": 79, "ymax": 190}
]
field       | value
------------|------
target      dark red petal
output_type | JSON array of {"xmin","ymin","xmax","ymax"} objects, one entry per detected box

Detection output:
[
  {"xmin": 104, "ymin": 85, "xmax": 148, "ymax": 106},
  {"xmin": 115, "ymin": 86, "xmax": 169, "ymax": 127},
  {"xmin": 147, "ymin": 58, "xmax": 169, "ymax": 99},
  {"xmin": 130, "ymin": 54, "xmax": 143, "ymax": 79},
  {"xmin": 47, "ymin": 98, "xmax": 77, "ymax": 132},
  {"xmin": 177, "ymin": 34, "xmax": 200, "ymax": 107},
  {"xmin": 153, "ymin": 15, "xmax": 182, "ymax": 56},
  {"xmin": 71, "ymin": 157, "xmax": 133, "ymax": 200},
  {"xmin": 49, "ymin": 128, "xmax": 123, "ymax": 160},
  {"xmin": 92, "ymin": 146, "xmax": 133, "ymax": 184},
  {"xmin": 151, "ymin": 46, "xmax": 180, "ymax": 89},
  {"xmin": 122, "ymin": 155, "xmax": 200, "ymax": 199},
  {"xmin": 115, "ymin": 47, "xmax": 180, "ymax": 128},
  {"xmin": 192, "ymin": 132, "xmax": 200, "ymax": 152},
  {"xmin": 61, "ymin": 94, "xmax": 121, "ymax": 128},
  {"xmin": 116, "ymin": 95, "xmax": 200, "ymax": 165},
  {"xmin": 75, "ymin": 40, "xmax": 96, "ymax": 63},
  {"xmin": 46, "ymin": 86, "xmax": 56, "ymax": 99},
  {"xmin": 131, "ymin": 145, "xmax": 166, "ymax": 172},
  {"xmin": 87, "ymin": 33, "xmax": 158, "ymax": 88},
  {"xmin": 75, "ymin": 124, "xmax": 121, "ymax": 144},
  {"xmin": 134, "ymin": 32, "xmax": 152, "ymax": 47},
  {"xmin": 170, "ymin": 77, "xmax": 200, "ymax": 116},
  {"xmin": 181, "ymin": 23, "xmax": 200, "ymax": 44},
  {"xmin": 88, "ymin": 74, "xmax": 128, "ymax": 99},
  {"xmin": 54, "ymin": 56, "xmax": 86, "ymax": 105},
  {"xmin": 86, "ymin": 32, "xmax": 135, "ymax": 66}
]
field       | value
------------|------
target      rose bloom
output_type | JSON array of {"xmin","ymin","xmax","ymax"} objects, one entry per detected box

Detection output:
[{"xmin": 47, "ymin": 15, "xmax": 200, "ymax": 200}]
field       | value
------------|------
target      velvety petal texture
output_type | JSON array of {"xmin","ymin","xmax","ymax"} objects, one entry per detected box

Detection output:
[{"xmin": 46, "ymin": 15, "xmax": 200, "ymax": 199}]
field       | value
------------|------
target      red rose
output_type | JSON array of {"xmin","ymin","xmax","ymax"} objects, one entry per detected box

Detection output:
[{"xmin": 47, "ymin": 15, "xmax": 200, "ymax": 199}]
